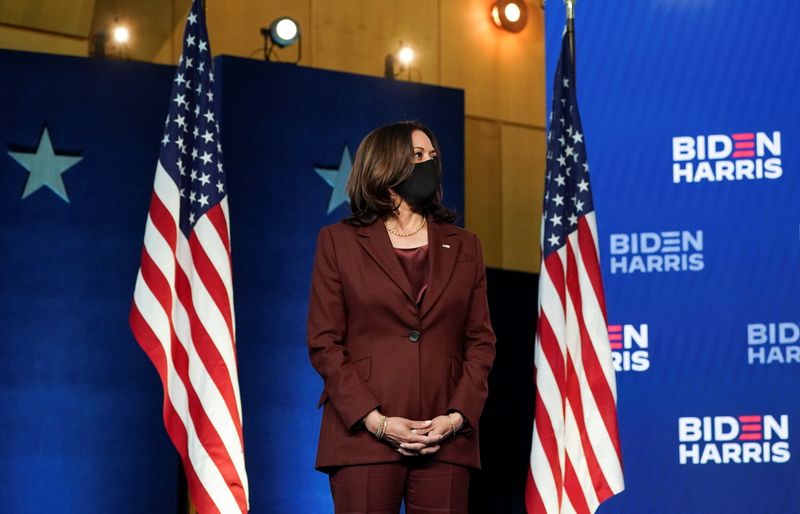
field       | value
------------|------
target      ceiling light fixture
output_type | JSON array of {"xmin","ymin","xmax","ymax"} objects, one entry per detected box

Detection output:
[
  {"xmin": 261, "ymin": 17, "xmax": 302, "ymax": 63},
  {"xmin": 384, "ymin": 43, "xmax": 417, "ymax": 80},
  {"xmin": 491, "ymin": 0, "xmax": 528, "ymax": 33}
]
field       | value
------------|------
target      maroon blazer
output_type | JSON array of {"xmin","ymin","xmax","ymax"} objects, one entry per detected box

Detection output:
[{"xmin": 306, "ymin": 217, "xmax": 497, "ymax": 471}]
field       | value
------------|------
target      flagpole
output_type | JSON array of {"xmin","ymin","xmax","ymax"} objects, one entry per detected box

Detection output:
[{"xmin": 565, "ymin": 0, "xmax": 576, "ymax": 64}]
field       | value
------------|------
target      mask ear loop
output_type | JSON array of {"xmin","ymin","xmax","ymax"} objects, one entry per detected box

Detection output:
[{"xmin": 389, "ymin": 191, "xmax": 401, "ymax": 213}]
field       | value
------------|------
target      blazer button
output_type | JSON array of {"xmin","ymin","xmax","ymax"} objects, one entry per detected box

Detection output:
[{"xmin": 408, "ymin": 330, "xmax": 421, "ymax": 343}]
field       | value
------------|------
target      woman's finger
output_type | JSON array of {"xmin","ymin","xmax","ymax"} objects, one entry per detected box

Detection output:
[
  {"xmin": 399, "ymin": 442, "xmax": 428, "ymax": 451},
  {"xmin": 423, "ymin": 430, "xmax": 447, "ymax": 442},
  {"xmin": 398, "ymin": 431, "xmax": 434, "ymax": 445},
  {"xmin": 418, "ymin": 445, "xmax": 441, "ymax": 455}
]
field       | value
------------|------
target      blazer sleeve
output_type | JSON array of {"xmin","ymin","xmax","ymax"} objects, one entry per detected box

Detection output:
[
  {"xmin": 448, "ymin": 233, "xmax": 497, "ymax": 433},
  {"xmin": 307, "ymin": 225, "xmax": 380, "ymax": 431}
]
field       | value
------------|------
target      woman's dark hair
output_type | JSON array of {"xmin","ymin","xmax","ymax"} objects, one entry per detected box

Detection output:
[{"xmin": 341, "ymin": 120, "xmax": 460, "ymax": 226}]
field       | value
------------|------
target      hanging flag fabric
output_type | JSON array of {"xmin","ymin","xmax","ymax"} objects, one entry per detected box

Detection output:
[
  {"xmin": 129, "ymin": 1, "xmax": 249, "ymax": 512},
  {"xmin": 526, "ymin": 30, "xmax": 625, "ymax": 514}
]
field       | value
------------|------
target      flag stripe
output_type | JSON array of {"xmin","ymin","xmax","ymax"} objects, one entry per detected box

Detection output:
[
  {"xmin": 196, "ymin": 209, "xmax": 236, "ymax": 347},
  {"xmin": 537, "ymin": 309, "xmax": 566, "ymax": 400},
  {"xmin": 211, "ymin": 201, "xmax": 238, "ymax": 346},
  {"xmin": 573, "ymin": 232, "xmax": 624, "ymax": 472},
  {"xmin": 206, "ymin": 200, "xmax": 232, "ymax": 254},
  {"xmin": 533, "ymin": 386, "xmax": 564, "ymax": 506},
  {"xmin": 564, "ymin": 352, "xmax": 610, "ymax": 501},
  {"xmin": 154, "ymin": 160, "xmax": 180, "ymax": 220},
  {"xmin": 564, "ymin": 236, "xmax": 617, "ymax": 495},
  {"xmin": 526, "ymin": 467, "xmax": 550, "ymax": 514},
  {"xmin": 562, "ymin": 242, "xmax": 602, "ymax": 513},
  {"xmin": 177, "ymin": 236, "xmax": 244, "ymax": 445},
  {"xmin": 563, "ymin": 456, "xmax": 591, "ymax": 514},
  {"xmin": 573, "ymin": 220, "xmax": 617, "ymax": 400},
  {"xmin": 544, "ymin": 248, "xmax": 568, "ymax": 312},
  {"xmin": 576, "ymin": 215, "xmax": 607, "ymax": 324},
  {"xmin": 190, "ymin": 217, "xmax": 234, "ymax": 342}
]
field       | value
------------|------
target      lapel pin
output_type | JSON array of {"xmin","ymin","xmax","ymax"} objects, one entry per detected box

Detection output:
[{"xmin": 442, "ymin": 244, "xmax": 450, "ymax": 248}]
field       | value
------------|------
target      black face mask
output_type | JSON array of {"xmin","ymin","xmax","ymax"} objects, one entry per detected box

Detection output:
[{"xmin": 395, "ymin": 158, "xmax": 441, "ymax": 208}]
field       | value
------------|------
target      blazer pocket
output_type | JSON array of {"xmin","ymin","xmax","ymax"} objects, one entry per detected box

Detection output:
[
  {"xmin": 450, "ymin": 356, "xmax": 463, "ymax": 385},
  {"xmin": 317, "ymin": 355, "xmax": 372, "ymax": 409},
  {"xmin": 353, "ymin": 354, "xmax": 371, "ymax": 382}
]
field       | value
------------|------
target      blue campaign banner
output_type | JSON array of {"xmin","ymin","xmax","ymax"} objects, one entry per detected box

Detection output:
[
  {"xmin": 546, "ymin": 1, "xmax": 800, "ymax": 512},
  {"xmin": 0, "ymin": 50, "xmax": 463, "ymax": 513}
]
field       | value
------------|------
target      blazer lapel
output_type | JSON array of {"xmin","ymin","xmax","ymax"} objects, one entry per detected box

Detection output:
[
  {"xmin": 356, "ymin": 218, "xmax": 416, "ymax": 304},
  {"xmin": 420, "ymin": 220, "xmax": 461, "ymax": 318}
]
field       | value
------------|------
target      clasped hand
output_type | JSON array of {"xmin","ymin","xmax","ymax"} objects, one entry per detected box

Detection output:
[{"xmin": 363, "ymin": 409, "xmax": 464, "ymax": 456}]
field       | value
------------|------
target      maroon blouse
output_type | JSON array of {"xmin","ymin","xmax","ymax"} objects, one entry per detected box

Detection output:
[{"xmin": 392, "ymin": 243, "xmax": 430, "ymax": 306}]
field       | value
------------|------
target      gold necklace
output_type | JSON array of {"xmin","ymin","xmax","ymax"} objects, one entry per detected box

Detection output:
[{"xmin": 385, "ymin": 216, "xmax": 427, "ymax": 237}]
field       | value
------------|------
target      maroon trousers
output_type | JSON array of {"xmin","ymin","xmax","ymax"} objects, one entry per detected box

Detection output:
[{"xmin": 328, "ymin": 460, "xmax": 470, "ymax": 514}]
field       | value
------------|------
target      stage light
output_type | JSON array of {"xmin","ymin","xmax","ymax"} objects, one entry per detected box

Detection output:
[
  {"xmin": 505, "ymin": 3, "xmax": 521, "ymax": 22},
  {"xmin": 491, "ymin": 0, "xmax": 528, "ymax": 33},
  {"xmin": 260, "ymin": 17, "xmax": 302, "ymax": 64},
  {"xmin": 397, "ymin": 46, "xmax": 415, "ymax": 66},
  {"xmin": 113, "ymin": 25, "xmax": 129, "ymax": 44},
  {"xmin": 266, "ymin": 17, "xmax": 300, "ymax": 48},
  {"xmin": 91, "ymin": 19, "xmax": 130, "ymax": 59},
  {"xmin": 384, "ymin": 42, "xmax": 419, "ymax": 80}
]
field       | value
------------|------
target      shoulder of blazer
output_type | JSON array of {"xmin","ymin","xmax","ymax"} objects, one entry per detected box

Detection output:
[
  {"xmin": 434, "ymin": 221, "xmax": 479, "ymax": 249},
  {"xmin": 438, "ymin": 221, "xmax": 472, "ymax": 238},
  {"xmin": 321, "ymin": 221, "xmax": 360, "ymax": 246},
  {"xmin": 323, "ymin": 220, "xmax": 358, "ymax": 233}
]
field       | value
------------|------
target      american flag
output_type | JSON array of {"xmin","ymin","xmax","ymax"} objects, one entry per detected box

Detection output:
[
  {"xmin": 525, "ymin": 32, "xmax": 624, "ymax": 514},
  {"xmin": 129, "ymin": 1, "xmax": 249, "ymax": 512}
]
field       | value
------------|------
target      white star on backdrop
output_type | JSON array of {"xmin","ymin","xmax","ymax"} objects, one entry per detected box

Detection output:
[{"xmin": 8, "ymin": 127, "xmax": 82, "ymax": 203}]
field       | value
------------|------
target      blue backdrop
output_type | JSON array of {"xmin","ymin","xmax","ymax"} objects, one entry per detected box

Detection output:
[
  {"xmin": 0, "ymin": 50, "xmax": 463, "ymax": 512},
  {"xmin": 546, "ymin": 1, "xmax": 800, "ymax": 512}
]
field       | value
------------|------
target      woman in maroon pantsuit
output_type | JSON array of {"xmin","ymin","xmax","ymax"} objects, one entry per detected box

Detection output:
[{"xmin": 307, "ymin": 121, "xmax": 497, "ymax": 513}]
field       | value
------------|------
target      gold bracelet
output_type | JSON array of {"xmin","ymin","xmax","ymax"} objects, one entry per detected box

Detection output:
[
  {"xmin": 375, "ymin": 416, "xmax": 387, "ymax": 441},
  {"xmin": 375, "ymin": 415, "xmax": 388, "ymax": 440}
]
